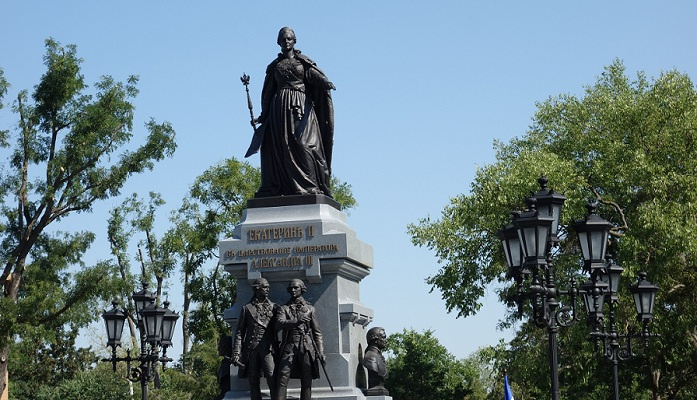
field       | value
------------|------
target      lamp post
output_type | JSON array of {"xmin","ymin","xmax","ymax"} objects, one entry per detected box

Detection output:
[
  {"xmin": 582, "ymin": 265, "xmax": 658, "ymax": 400},
  {"xmin": 499, "ymin": 177, "xmax": 658, "ymax": 400},
  {"xmin": 101, "ymin": 282, "xmax": 179, "ymax": 400},
  {"xmin": 499, "ymin": 177, "xmax": 574, "ymax": 400},
  {"xmin": 574, "ymin": 205, "xmax": 659, "ymax": 400}
]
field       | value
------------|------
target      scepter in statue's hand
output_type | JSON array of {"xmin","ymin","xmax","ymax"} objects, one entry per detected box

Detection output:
[
  {"xmin": 240, "ymin": 73, "xmax": 257, "ymax": 132},
  {"xmin": 241, "ymin": 73, "xmax": 265, "ymax": 158}
]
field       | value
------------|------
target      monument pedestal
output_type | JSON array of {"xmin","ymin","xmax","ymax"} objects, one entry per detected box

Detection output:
[{"xmin": 219, "ymin": 200, "xmax": 377, "ymax": 400}]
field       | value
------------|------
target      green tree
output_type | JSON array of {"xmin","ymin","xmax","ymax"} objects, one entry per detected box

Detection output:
[
  {"xmin": 329, "ymin": 175, "xmax": 358, "ymax": 212},
  {"xmin": 163, "ymin": 339, "xmax": 220, "ymax": 400},
  {"xmin": 409, "ymin": 60, "xmax": 697, "ymax": 399},
  {"xmin": 386, "ymin": 329, "xmax": 486, "ymax": 400},
  {"xmin": 8, "ymin": 325, "xmax": 94, "ymax": 399},
  {"xmin": 182, "ymin": 158, "xmax": 259, "ymax": 345},
  {"xmin": 4, "ymin": 230, "xmax": 127, "ymax": 399},
  {"xmin": 29, "ymin": 363, "xmax": 130, "ymax": 400},
  {"xmin": 106, "ymin": 190, "xmax": 176, "ymax": 364},
  {"xmin": 0, "ymin": 38, "xmax": 176, "ymax": 395}
]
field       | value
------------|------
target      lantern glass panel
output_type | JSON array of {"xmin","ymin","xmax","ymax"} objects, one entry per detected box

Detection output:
[
  {"xmin": 583, "ymin": 289, "xmax": 605, "ymax": 314},
  {"xmin": 633, "ymin": 291, "xmax": 642, "ymax": 315},
  {"xmin": 599, "ymin": 268, "xmax": 621, "ymax": 297},
  {"xmin": 605, "ymin": 263, "xmax": 623, "ymax": 296},
  {"xmin": 511, "ymin": 239, "xmax": 522, "ymax": 268},
  {"xmin": 536, "ymin": 224, "xmax": 550, "ymax": 256},
  {"xmin": 501, "ymin": 239, "xmax": 512, "ymax": 268},
  {"xmin": 646, "ymin": 291, "xmax": 656, "ymax": 314},
  {"xmin": 550, "ymin": 203, "xmax": 562, "ymax": 237},
  {"xmin": 599, "ymin": 268, "xmax": 609, "ymax": 286},
  {"xmin": 504, "ymin": 237, "xmax": 522, "ymax": 268},
  {"xmin": 161, "ymin": 319, "xmax": 174, "ymax": 343},
  {"xmin": 591, "ymin": 230, "xmax": 608, "ymax": 260},
  {"xmin": 519, "ymin": 226, "xmax": 536, "ymax": 258},
  {"xmin": 610, "ymin": 271, "xmax": 621, "ymax": 295},
  {"xmin": 134, "ymin": 298, "xmax": 147, "ymax": 315},
  {"xmin": 114, "ymin": 318, "xmax": 125, "ymax": 342},
  {"xmin": 635, "ymin": 290, "xmax": 656, "ymax": 316},
  {"xmin": 578, "ymin": 232, "xmax": 590, "ymax": 261},
  {"xmin": 161, "ymin": 313, "xmax": 178, "ymax": 345},
  {"xmin": 141, "ymin": 305, "xmax": 165, "ymax": 343}
]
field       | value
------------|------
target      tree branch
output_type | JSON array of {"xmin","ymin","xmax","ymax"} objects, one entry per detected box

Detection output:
[
  {"xmin": 51, "ymin": 122, "xmax": 124, "ymax": 213},
  {"xmin": 591, "ymin": 187, "xmax": 629, "ymax": 237},
  {"xmin": 35, "ymin": 275, "xmax": 107, "ymax": 325}
]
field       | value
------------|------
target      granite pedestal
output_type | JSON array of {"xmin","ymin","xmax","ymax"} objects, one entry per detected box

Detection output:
[{"xmin": 219, "ymin": 197, "xmax": 386, "ymax": 400}]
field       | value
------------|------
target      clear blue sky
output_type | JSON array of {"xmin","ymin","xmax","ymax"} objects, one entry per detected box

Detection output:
[{"xmin": 2, "ymin": 2, "xmax": 696, "ymax": 361}]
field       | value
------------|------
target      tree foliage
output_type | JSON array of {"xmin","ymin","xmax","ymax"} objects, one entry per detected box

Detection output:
[
  {"xmin": 409, "ymin": 60, "xmax": 697, "ymax": 398},
  {"xmin": 385, "ymin": 329, "xmax": 486, "ymax": 400},
  {"xmin": 8, "ymin": 325, "xmax": 95, "ymax": 399},
  {"xmin": 0, "ymin": 38, "xmax": 176, "ymax": 395}
]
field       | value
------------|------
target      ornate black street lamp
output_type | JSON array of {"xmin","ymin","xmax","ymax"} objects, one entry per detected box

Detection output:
[
  {"xmin": 499, "ymin": 177, "xmax": 573, "ymax": 400},
  {"xmin": 102, "ymin": 282, "xmax": 179, "ymax": 400},
  {"xmin": 574, "ymin": 209, "xmax": 659, "ymax": 400},
  {"xmin": 499, "ymin": 177, "xmax": 658, "ymax": 400}
]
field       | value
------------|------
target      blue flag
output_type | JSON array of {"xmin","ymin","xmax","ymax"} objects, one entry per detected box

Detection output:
[{"xmin": 504, "ymin": 374, "xmax": 515, "ymax": 400}]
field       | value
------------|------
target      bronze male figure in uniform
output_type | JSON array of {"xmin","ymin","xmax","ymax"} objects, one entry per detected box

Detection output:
[
  {"xmin": 274, "ymin": 279, "xmax": 324, "ymax": 400},
  {"xmin": 232, "ymin": 278, "xmax": 279, "ymax": 400}
]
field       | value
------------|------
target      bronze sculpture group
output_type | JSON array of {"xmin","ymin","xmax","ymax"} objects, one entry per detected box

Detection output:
[
  {"xmin": 229, "ymin": 278, "xmax": 388, "ymax": 399},
  {"xmin": 231, "ymin": 278, "xmax": 325, "ymax": 400}
]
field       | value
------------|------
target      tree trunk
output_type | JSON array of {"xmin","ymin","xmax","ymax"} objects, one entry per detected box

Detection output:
[
  {"xmin": 0, "ymin": 260, "xmax": 25, "ymax": 396},
  {"xmin": 0, "ymin": 345, "xmax": 8, "ymax": 399},
  {"xmin": 155, "ymin": 275, "xmax": 164, "ymax": 305},
  {"xmin": 182, "ymin": 270, "xmax": 190, "ymax": 374},
  {"xmin": 127, "ymin": 315, "xmax": 139, "ymax": 351},
  {"xmin": 652, "ymin": 369, "xmax": 661, "ymax": 400}
]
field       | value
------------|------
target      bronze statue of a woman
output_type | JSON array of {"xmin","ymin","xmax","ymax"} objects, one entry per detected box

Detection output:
[{"xmin": 245, "ymin": 27, "xmax": 336, "ymax": 198}]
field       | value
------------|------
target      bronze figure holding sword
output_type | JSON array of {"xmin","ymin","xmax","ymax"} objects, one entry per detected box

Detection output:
[{"xmin": 274, "ymin": 279, "xmax": 333, "ymax": 400}]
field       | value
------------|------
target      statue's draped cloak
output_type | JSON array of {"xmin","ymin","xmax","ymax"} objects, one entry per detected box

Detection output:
[{"xmin": 245, "ymin": 51, "xmax": 334, "ymax": 197}]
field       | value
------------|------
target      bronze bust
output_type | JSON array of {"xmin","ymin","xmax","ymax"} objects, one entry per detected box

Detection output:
[{"xmin": 362, "ymin": 326, "xmax": 389, "ymax": 396}]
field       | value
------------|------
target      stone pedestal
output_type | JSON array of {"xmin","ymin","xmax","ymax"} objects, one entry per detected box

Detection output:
[{"xmin": 219, "ymin": 200, "xmax": 375, "ymax": 400}]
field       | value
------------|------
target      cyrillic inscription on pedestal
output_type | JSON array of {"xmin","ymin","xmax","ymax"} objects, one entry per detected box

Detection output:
[{"xmin": 222, "ymin": 223, "xmax": 342, "ymax": 272}]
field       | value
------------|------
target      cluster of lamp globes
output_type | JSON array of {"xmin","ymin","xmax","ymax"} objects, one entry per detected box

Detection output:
[
  {"xmin": 497, "ymin": 177, "xmax": 658, "ymax": 328},
  {"xmin": 101, "ymin": 283, "xmax": 180, "ymax": 360}
]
